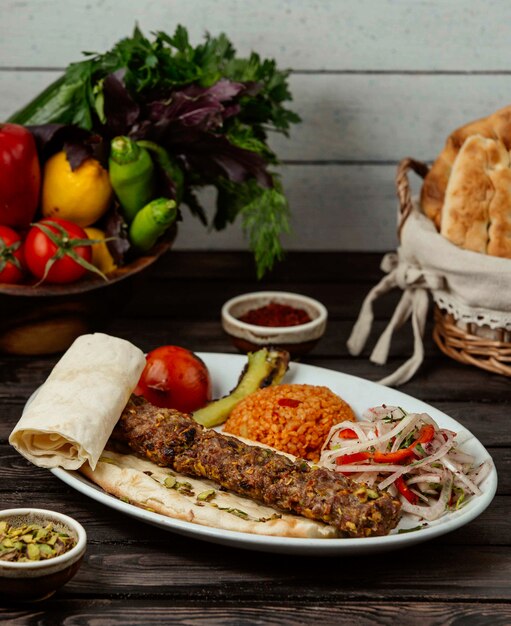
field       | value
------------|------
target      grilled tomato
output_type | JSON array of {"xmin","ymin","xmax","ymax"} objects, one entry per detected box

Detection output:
[{"xmin": 135, "ymin": 345, "xmax": 212, "ymax": 413}]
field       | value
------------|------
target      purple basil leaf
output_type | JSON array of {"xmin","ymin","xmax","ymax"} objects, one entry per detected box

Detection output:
[
  {"xmin": 135, "ymin": 122, "xmax": 272, "ymax": 188},
  {"xmin": 28, "ymin": 123, "xmax": 94, "ymax": 168},
  {"xmin": 64, "ymin": 142, "xmax": 93, "ymax": 170},
  {"xmin": 28, "ymin": 123, "xmax": 67, "ymax": 151},
  {"xmin": 103, "ymin": 204, "xmax": 131, "ymax": 265},
  {"xmin": 182, "ymin": 133, "xmax": 272, "ymax": 187},
  {"xmin": 222, "ymin": 103, "xmax": 241, "ymax": 119},
  {"xmin": 181, "ymin": 78, "xmax": 245, "ymax": 101},
  {"xmin": 148, "ymin": 91, "xmax": 223, "ymax": 131},
  {"xmin": 136, "ymin": 79, "xmax": 248, "ymax": 139},
  {"xmin": 103, "ymin": 70, "xmax": 140, "ymax": 137},
  {"xmin": 128, "ymin": 78, "xmax": 273, "ymax": 188},
  {"xmin": 242, "ymin": 81, "xmax": 263, "ymax": 97},
  {"xmin": 182, "ymin": 188, "xmax": 208, "ymax": 225}
]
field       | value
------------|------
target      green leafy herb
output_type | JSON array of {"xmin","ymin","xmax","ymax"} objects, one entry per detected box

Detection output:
[
  {"xmin": 414, "ymin": 443, "xmax": 427, "ymax": 457},
  {"xmin": 216, "ymin": 177, "xmax": 290, "ymax": 278},
  {"xmin": 9, "ymin": 25, "xmax": 300, "ymax": 277},
  {"xmin": 397, "ymin": 524, "xmax": 428, "ymax": 534},
  {"xmin": 450, "ymin": 487, "xmax": 466, "ymax": 510}
]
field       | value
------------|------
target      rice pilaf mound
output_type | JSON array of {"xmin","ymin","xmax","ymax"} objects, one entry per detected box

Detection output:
[{"xmin": 223, "ymin": 384, "xmax": 355, "ymax": 462}]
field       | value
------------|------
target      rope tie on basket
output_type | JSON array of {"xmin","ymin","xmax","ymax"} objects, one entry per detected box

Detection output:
[{"xmin": 346, "ymin": 252, "xmax": 445, "ymax": 387}]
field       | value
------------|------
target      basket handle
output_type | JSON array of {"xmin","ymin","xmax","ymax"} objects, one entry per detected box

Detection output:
[{"xmin": 395, "ymin": 158, "xmax": 430, "ymax": 239}]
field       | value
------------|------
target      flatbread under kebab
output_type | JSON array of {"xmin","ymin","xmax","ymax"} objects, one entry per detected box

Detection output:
[
  {"xmin": 95, "ymin": 396, "xmax": 401, "ymax": 538},
  {"xmin": 81, "ymin": 450, "xmax": 340, "ymax": 538}
]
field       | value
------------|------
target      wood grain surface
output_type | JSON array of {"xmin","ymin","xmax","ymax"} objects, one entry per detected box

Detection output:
[
  {"xmin": 3, "ymin": 1, "xmax": 511, "ymax": 252},
  {"xmin": 0, "ymin": 251, "xmax": 509, "ymax": 624}
]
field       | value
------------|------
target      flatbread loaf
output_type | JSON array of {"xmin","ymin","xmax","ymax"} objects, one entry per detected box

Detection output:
[
  {"xmin": 421, "ymin": 104, "xmax": 511, "ymax": 229},
  {"xmin": 9, "ymin": 333, "xmax": 146, "ymax": 470},
  {"xmin": 440, "ymin": 135, "xmax": 510, "ymax": 254},
  {"xmin": 421, "ymin": 106, "xmax": 511, "ymax": 258},
  {"xmin": 81, "ymin": 450, "xmax": 339, "ymax": 538}
]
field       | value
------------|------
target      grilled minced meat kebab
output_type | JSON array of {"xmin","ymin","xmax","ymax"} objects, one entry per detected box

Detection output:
[{"xmin": 112, "ymin": 396, "xmax": 402, "ymax": 538}]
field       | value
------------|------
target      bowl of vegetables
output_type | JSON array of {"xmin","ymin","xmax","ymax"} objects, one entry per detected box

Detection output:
[
  {"xmin": 0, "ymin": 122, "xmax": 177, "ymax": 354},
  {"xmin": 0, "ymin": 25, "xmax": 300, "ymax": 354}
]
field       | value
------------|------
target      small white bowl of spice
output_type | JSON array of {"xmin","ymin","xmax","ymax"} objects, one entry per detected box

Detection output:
[
  {"xmin": 221, "ymin": 290, "xmax": 328, "ymax": 357},
  {"xmin": 0, "ymin": 508, "xmax": 87, "ymax": 602}
]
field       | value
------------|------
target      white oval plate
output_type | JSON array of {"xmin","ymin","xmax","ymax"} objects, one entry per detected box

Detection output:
[{"xmin": 51, "ymin": 353, "xmax": 497, "ymax": 555}]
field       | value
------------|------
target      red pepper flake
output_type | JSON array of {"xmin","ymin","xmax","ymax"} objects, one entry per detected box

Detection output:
[
  {"xmin": 238, "ymin": 302, "xmax": 312, "ymax": 327},
  {"xmin": 278, "ymin": 398, "xmax": 302, "ymax": 408}
]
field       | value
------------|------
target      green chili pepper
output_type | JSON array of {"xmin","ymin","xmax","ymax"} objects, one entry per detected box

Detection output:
[
  {"xmin": 136, "ymin": 140, "xmax": 184, "ymax": 205},
  {"xmin": 129, "ymin": 197, "xmax": 177, "ymax": 252},
  {"xmin": 109, "ymin": 136, "xmax": 155, "ymax": 223}
]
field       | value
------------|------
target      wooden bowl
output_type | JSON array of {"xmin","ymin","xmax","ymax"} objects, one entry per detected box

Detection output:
[{"xmin": 0, "ymin": 225, "xmax": 177, "ymax": 355}]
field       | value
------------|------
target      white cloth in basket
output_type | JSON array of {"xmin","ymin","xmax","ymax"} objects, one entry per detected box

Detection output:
[{"xmin": 347, "ymin": 198, "xmax": 511, "ymax": 386}]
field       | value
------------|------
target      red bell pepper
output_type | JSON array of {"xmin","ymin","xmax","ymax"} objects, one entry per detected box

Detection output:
[
  {"xmin": 373, "ymin": 448, "xmax": 415, "ymax": 464},
  {"xmin": 0, "ymin": 124, "xmax": 41, "ymax": 229},
  {"xmin": 335, "ymin": 451, "xmax": 371, "ymax": 465},
  {"xmin": 336, "ymin": 423, "xmax": 437, "ymax": 466},
  {"xmin": 337, "ymin": 428, "xmax": 358, "ymax": 439},
  {"xmin": 395, "ymin": 476, "xmax": 418, "ymax": 504},
  {"xmin": 411, "ymin": 424, "xmax": 435, "ymax": 449}
]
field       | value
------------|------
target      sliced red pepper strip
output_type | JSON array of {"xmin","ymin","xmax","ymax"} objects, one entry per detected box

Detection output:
[
  {"xmin": 410, "ymin": 424, "xmax": 435, "ymax": 448},
  {"xmin": 372, "ymin": 448, "xmax": 415, "ymax": 464},
  {"xmin": 374, "ymin": 424, "xmax": 436, "ymax": 463},
  {"xmin": 335, "ymin": 451, "xmax": 371, "ymax": 465},
  {"xmin": 337, "ymin": 428, "xmax": 358, "ymax": 439},
  {"xmin": 395, "ymin": 476, "xmax": 418, "ymax": 504},
  {"xmin": 335, "ymin": 423, "xmax": 437, "ymax": 467}
]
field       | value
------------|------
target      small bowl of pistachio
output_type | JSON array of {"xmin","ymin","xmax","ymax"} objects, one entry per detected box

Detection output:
[{"xmin": 0, "ymin": 508, "xmax": 87, "ymax": 602}]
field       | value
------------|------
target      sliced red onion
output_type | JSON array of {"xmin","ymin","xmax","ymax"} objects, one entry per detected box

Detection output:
[
  {"xmin": 399, "ymin": 474, "xmax": 453, "ymax": 521},
  {"xmin": 469, "ymin": 460, "xmax": 493, "ymax": 486},
  {"xmin": 333, "ymin": 463, "xmax": 405, "ymax": 474},
  {"xmin": 391, "ymin": 412, "xmax": 438, "ymax": 453},
  {"xmin": 406, "ymin": 474, "xmax": 443, "ymax": 486},
  {"xmin": 318, "ymin": 404, "xmax": 489, "ymax": 524},
  {"xmin": 378, "ymin": 432, "xmax": 455, "ymax": 490},
  {"xmin": 332, "ymin": 412, "xmax": 423, "ymax": 456},
  {"xmin": 441, "ymin": 457, "xmax": 482, "ymax": 496}
]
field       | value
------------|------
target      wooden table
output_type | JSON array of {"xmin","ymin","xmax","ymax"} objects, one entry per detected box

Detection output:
[{"xmin": 1, "ymin": 251, "xmax": 510, "ymax": 624}]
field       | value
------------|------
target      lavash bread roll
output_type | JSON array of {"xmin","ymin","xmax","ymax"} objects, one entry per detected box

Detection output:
[
  {"xmin": 421, "ymin": 105, "xmax": 511, "ymax": 258},
  {"xmin": 81, "ymin": 450, "xmax": 339, "ymax": 538},
  {"xmin": 9, "ymin": 333, "xmax": 146, "ymax": 470}
]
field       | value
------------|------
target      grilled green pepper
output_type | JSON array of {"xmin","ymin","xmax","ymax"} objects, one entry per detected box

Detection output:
[
  {"xmin": 192, "ymin": 347, "xmax": 290, "ymax": 428},
  {"xmin": 137, "ymin": 140, "xmax": 184, "ymax": 205},
  {"xmin": 109, "ymin": 136, "xmax": 155, "ymax": 222},
  {"xmin": 129, "ymin": 197, "xmax": 177, "ymax": 252}
]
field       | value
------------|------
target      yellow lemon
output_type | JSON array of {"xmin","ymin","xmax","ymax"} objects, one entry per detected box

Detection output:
[
  {"xmin": 42, "ymin": 151, "xmax": 113, "ymax": 227},
  {"xmin": 84, "ymin": 227, "xmax": 117, "ymax": 275}
]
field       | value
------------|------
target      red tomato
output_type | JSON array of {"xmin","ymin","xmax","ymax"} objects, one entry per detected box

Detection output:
[
  {"xmin": 24, "ymin": 218, "xmax": 92, "ymax": 284},
  {"xmin": 136, "ymin": 346, "xmax": 212, "ymax": 413},
  {"xmin": 0, "ymin": 225, "xmax": 24, "ymax": 284}
]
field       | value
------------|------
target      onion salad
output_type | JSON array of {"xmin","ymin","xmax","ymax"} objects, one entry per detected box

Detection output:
[{"xmin": 319, "ymin": 405, "xmax": 492, "ymax": 521}]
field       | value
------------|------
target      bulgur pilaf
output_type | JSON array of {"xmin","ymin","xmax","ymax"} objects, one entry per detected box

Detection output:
[{"xmin": 223, "ymin": 383, "xmax": 355, "ymax": 461}]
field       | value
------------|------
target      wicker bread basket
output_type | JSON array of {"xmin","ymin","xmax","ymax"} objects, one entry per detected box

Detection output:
[{"xmin": 396, "ymin": 157, "xmax": 511, "ymax": 377}]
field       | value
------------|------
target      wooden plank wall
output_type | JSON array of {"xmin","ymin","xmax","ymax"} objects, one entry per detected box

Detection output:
[{"xmin": 1, "ymin": 0, "xmax": 510, "ymax": 252}]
